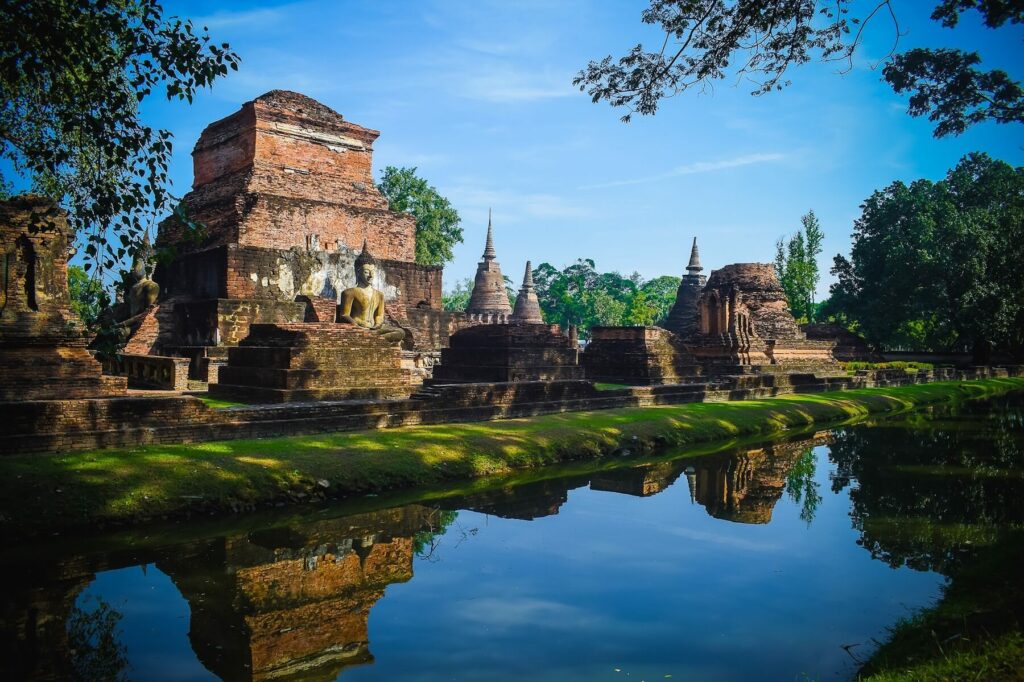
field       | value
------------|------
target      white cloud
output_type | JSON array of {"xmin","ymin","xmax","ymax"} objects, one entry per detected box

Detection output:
[
  {"xmin": 447, "ymin": 185, "xmax": 592, "ymax": 224},
  {"xmin": 582, "ymin": 153, "xmax": 788, "ymax": 189},
  {"xmin": 193, "ymin": 6, "xmax": 294, "ymax": 30},
  {"xmin": 453, "ymin": 597, "xmax": 607, "ymax": 631},
  {"xmin": 457, "ymin": 67, "xmax": 576, "ymax": 103}
]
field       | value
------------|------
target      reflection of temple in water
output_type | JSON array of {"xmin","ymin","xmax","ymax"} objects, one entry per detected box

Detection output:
[
  {"xmin": 591, "ymin": 461, "xmax": 687, "ymax": 497},
  {"xmin": 689, "ymin": 439, "xmax": 827, "ymax": 524},
  {"xmin": 2, "ymin": 435, "xmax": 832, "ymax": 681},
  {"xmin": 439, "ymin": 475, "xmax": 591, "ymax": 521},
  {"xmin": 159, "ymin": 505, "xmax": 440, "ymax": 681},
  {"xmin": 589, "ymin": 436, "xmax": 830, "ymax": 524},
  {"xmin": 2, "ymin": 505, "xmax": 442, "ymax": 682}
]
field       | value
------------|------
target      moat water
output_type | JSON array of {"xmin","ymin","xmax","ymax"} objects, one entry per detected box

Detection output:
[{"xmin": 3, "ymin": 393, "xmax": 1023, "ymax": 681}]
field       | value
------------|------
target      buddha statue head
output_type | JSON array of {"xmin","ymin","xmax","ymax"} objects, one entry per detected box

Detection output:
[{"xmin": 354, "ymin": 240, "xmax": 378, "ymax": 288}]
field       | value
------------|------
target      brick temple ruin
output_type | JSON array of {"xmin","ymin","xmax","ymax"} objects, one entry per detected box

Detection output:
[
  {"xmin": 0, "ymin": 89, "xmax": 1020, "ymax": 456},
  {"xmin": 0, "ymin": 197, "xmax": 127, "ymax": 400},
  {"xmin": 585, "ymin": 239, "xmax": 838, "ymax": 385},
  {"xmin": 144, "ymin": 90, "xmax": 475, "ymax": 385}
]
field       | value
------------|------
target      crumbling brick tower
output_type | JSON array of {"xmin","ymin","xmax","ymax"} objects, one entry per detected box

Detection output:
[
  {"xmin": 688, "ymin": 263, "xmax": 835, "ymax": 368},
  {"xmin": 151, "ymin": 91, "xmax": 453, "ymax": 379},
  {"xmin": 0, "ymin": 196, "xmax": 126, "ymax": 400}
]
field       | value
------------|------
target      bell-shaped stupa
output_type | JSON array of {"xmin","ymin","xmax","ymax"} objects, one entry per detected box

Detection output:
[
  {"xmin": 511, "ymin": 261, "xmax": 544, "ymax": 324},
  {"xmin": 466, "ymin": 210, "xmax": 512, "ymax": 317},
  {"xmin": 663, "ymin": 236, "xmax": 707, "ymax": 337}
]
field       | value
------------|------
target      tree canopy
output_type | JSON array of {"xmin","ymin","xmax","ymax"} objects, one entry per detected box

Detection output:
[
  {"xmin": 531, "ymin": 259, "xmax": 680, "ymax": 333},
  {"xmin": 377, "ymin": 166, "xmax": 463, "ymax": 266},
  {"xmin": 774, "ymin": 210, "xmax": 824, "ymax": 323},
  {"xmin": 826, "ymin": 153, "xmax": 1024, "ymax": 360},
  {"xmin": 0, "ymin": 0, "xmax": 239, "ymax": 275},
  {"xmin": 574, "ymin": 1, "xmax": 1023, "ymax": 136},
  {"xmin": 67, "ymin": 265, "xmax": 110, "ymax": 331}
]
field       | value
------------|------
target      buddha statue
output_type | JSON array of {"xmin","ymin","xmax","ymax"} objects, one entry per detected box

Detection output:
[
  {"xmin": 92, "ymin": 232, "xmax": 161, "ymax": 354},
  {"xmin": 339, "ymin": 242, "xmax": 405, "ymax": 343},
  {"xmin": 126, "ymin": 231, "xmax": 160, "ymax": 316}
]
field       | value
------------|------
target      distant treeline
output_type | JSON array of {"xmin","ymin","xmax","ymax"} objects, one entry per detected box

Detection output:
[{"xmin": 443, "ymin": 259, "xmax": 680, "ymax": 334}]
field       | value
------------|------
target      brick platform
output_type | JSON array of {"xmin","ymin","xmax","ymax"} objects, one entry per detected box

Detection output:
[
  {"xmin": 0, "ymin": 366, "xmax": 1018, "ymax": 456},
  {"xmin": 430, "ymin": 323, "xmax": 583, "ymax": 384},
  {"xmin": 584, "ymin": 326, "xmax": 704, "ymax": 385},
  {"xmin": 210, "ymin": 323, "xmax": 409, "ymax": 402}
]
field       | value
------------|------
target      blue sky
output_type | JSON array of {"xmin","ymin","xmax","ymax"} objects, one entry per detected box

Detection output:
[{"xmin": 140, "ymin": 1, "xmax": 1022, "ymax": 297}]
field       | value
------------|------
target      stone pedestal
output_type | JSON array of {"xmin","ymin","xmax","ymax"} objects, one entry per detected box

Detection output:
[
  {"xmin": 430, "ymin": 323, "xmax": 583, "ymax": 383},
  {"xmin": 583, "ymin": 326, "xmax": 702, "ymax": 385},
  {"xmin": 210, "ymin": 323, "xmax": 409, "ymax": 402},
  {"xmin": 0, "ymin": 197, "xmax": 126, "ymax": 400}
]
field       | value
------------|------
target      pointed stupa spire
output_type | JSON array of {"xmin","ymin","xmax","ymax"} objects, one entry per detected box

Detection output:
[
  {"xmin": 483, "ymin": 208, "xmax": 496, "ymax": 260},
  {"xmin": 686, "ymin": 236, "xmax": 702, "ymax": 274},
  {"xmin": 467, "ymin": 211, "xmax": 512, "ymax": 316},
  {"xmin": 522, "ymin": 260, "xmax": 535, "ymax": 288},
  {"xmin": 512, "ymin": 260, "xmax": 544, "ymax": 324},
  {"xmin": 685, "ymin": 466, "xmax": 697, "ymax": 505}
]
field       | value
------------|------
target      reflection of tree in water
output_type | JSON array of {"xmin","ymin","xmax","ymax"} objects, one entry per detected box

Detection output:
[
  {"xmin": 828, "ymin": 394, "xmax": 1024, "ymax": 574},
  {"xmin": 67, "ymin": 595, "xmax": 129, "ymax": 682},
  {"xmin": 412, "ymin": 509, "xmax": 460, "ymax": 560},
  {"xmin": 784, "ymin": 447, "xmax": 821, "ymax": 526}
]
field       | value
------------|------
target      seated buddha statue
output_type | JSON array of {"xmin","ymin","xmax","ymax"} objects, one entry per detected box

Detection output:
[{"xmin": 338, "ymin": 242, "xmax": 406, "ymax": 344}]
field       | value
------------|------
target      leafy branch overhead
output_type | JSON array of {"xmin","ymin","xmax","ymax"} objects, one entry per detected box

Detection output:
[
  {"xmin": 0, "ymin": 0, "xmax": 239, "ymax": 274},
  {"xmin": 573, "ymin": 0, "xmax": 1023, "ymax": 136}
]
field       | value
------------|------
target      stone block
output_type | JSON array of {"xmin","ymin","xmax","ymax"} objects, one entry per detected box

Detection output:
[
  {"xmin": 584, "ymin": 326, "xmax": 702, "ymax": 385},
  {"xmin": 210, "ymin": 323, "xmax": 409, "ymax": 402},
  {"xmin": 430, "ymin": 323, "xmax": 583, "ymax": 384}
]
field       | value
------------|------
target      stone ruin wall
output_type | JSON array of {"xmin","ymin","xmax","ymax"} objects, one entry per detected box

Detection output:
[
  {"xmin": 696, "ymin": 263, "xmax": 804, "ymax": 341},
  {"xmin": 0, "ymin": 197, "xmax": 126, "ymax": 400},
  {"xmin": 157, "ymin": 90, "xmax": 416, "ymax": 261}
]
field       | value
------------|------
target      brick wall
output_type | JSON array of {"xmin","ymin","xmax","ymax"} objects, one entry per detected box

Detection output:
[
  {"xmin": 156, "ymin": 90, "xmax": 416, "ymax": 262},
  {"xmin": 381, "ymin": 259, "xmax": 442, "ymax": 309}
]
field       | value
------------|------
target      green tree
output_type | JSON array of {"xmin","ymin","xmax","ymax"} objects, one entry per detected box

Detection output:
[
  {"xmin": 442, "ymin": 277, "xmax": 473, "ymax": 312},
  {"xmin": 828, "ymin": 153, "xmax": 1024, "ymax": 361},
  {"xmin": 774, "ymin": 210, "xmax": 824, "ymax": 322},
  {"xmin": 68, "ymin": 265, "xmax": 110, "ymax": 330},
  {"xmin": 574, "ymin": 1, "xmax": 1023, "ymax": 137},
  {"xmin": 624, "ymin": 289, "xmax": 659, "ymax": 326},
  {"xmin": 640, "ymin": 274, "xmax": 682, "ymax": 323},
  {"xmin": 0, "ymin": 0, "xmax": 239, "ymax": 274},
  {"xmin": 377, "ymin": 166, "xmax": 463, "ymax": 266},
  {"xmin": 530, "ymin": 259, "xmax": 680, "ymax": 333}
]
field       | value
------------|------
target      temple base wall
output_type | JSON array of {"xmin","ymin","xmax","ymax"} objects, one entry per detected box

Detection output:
[
  {"xmin": 584, "ymin": 326, "xmax": 703, "ymax": 385},
  {"xmin": 1, "ymin": 366, "xmax": 1019, "ymax": 456},
  {"xmin": 210, "ymin": 323, "xmax": 409, "ymax": 403}
]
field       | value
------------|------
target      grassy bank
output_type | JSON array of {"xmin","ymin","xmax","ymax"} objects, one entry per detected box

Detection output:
[
  {"xmin": 859, "ymin": 531, "xmax": 1024, "ymax": 681},
  {"xmin": 1, "ymin": 378, "xmax": 1021, "ymax": 539}
]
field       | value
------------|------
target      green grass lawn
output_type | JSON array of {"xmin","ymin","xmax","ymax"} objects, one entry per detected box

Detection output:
[
  {"xmin": 1, "ymin": 378, "xmax": 1021, "ymax": 539},
  {"xmin": 593, "ymin": 382, "xmax": 631, "ymax": 391},
  {"xmin": 194, "ymin": 395, "xmax": 247, "ymax": 409}
]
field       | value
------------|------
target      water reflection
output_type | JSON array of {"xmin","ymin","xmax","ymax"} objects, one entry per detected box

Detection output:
[
  {"xmin": 2, "ymin": 393, "xmax": 1022, "ymax": 681},
  {"xmin": 830, "ymin": 396, "xmax": 1024, "ymax": 574}
]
